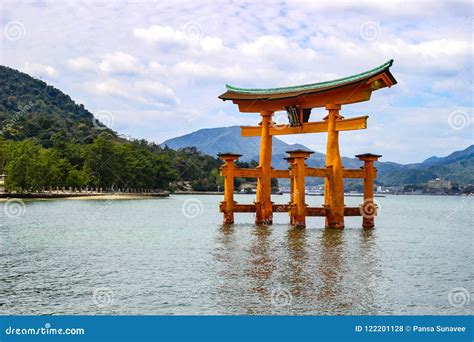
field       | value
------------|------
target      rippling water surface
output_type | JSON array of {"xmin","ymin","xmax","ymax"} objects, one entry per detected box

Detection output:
[{"xmin": 0, "ymin": 194, "xmax": 472, "ymax": 315}]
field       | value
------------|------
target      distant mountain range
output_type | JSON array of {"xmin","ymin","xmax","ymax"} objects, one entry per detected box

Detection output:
[
  {"xmin": 162, "ymin": 126, "xmax": 474, "ymax": 186},
  {"xmin": 1, "ymin": 64, "xmax": 471, "ymax": 188}
]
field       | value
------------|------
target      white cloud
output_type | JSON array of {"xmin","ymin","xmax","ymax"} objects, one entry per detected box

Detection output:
[
  {"xmin": 66, "ymin": 57, "xmax": 96, "ymax": 71},
  {"xmin": 89, "ymin": 79, "xmax": 127, "ymax": 97},
  {"xmin": 99, "ymin": 52, "xmax": 141, "ymax": 74},
  {"xmin": 149, "ymin": 61, "xmax": 166, "ymax": 73},
  {"xmin": 200, "ymin": 37, "xmax": 223, "ymax": 52},
  {"xmin": 133, "ymin": 25, "xmax": 223, "ymax": 55},
  {"xmin": 133, "ymin": 25, "xmax": 188, "ymax": 46},
  {"xmin": 21, "ymin": 62, "xmax": 57, "ymax": 78},
  {"xmin": 88, "ymin": 78, "xmax": 178, "ymax": 105},
  {"xmin": 66, "ymin": 53, "xmax": 142, "ymax": 74},
  {"xmin": 134, "ymin": 80, "xmax": 179, "ymax": 104}
]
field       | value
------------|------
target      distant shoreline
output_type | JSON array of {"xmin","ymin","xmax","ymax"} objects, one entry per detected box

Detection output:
[
  {"xmin": 0, "ymin": 191, "xmax": 469, "ymax": 202},
  {"xmin": 0, "ymin": 192, "xmax": 169, "ymax": 201}
]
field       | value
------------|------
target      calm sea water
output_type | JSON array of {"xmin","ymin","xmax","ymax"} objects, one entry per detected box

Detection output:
[{"xmin": 0, "ymin": 194, "xmax": 472, "ymax": 315}]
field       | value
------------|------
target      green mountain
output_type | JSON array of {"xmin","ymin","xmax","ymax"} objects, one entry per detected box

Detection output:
[
  {"xmin": 374, "ymin": 146, "xmax": 474, "ymax": 186},
  {"xmin": 422, "ymin": 145, "xmax": 473, "ymax": 165},
  {"xmin": 0, "ymin": 65, "xmax": 116, "ymax": 147},
  {"xmin": 162, "ymin": 127, "xmax": 474, "ymax": 186},
  {"xmin": 0, "ymin": 66, "xmax": 222, "ymax": 192}
]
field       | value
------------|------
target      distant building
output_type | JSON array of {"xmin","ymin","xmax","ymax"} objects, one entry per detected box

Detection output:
[
  {"xmin": 376, "ymin": 185, "xmax": 390, "ymax": 193},
  {"xmin": 240, "ymin": 182, "xmax": 257, "ymax": 193},
  {"xmin": 427, "ymin": 178, "xmax": 452, "ymax": 190},
  {"xmin": 0, "ymin": 174, "xmax": 6, "ymax": 192}
]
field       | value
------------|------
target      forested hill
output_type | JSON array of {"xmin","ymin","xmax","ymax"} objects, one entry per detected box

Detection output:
[
  {"xmin": 0, "ymin": 65, "xmax": 116, "ymax": 146},
  {"xmin": 0, "ymin": 66, "xmax": 224, "ymax": 193}
]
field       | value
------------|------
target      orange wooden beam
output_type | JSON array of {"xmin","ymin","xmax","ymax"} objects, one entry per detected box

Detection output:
[
  {"xmin": 344, "ymin": 207, "xmax": 364, "ymax": 216},
  {"xmin": 221, "ymin": 168, "xmax": 291, "ymax": 179},
  {"xmin": 342, "ymin": 168, "xmax": 366, "ymax": 179},
  {"xmin": 223, "ymin": 167, "xmax": 365, "ymax": 179},
  {"xmin": 272, "ymin": 204, "xmax": 291, "ymax": 212},
  {"xmin": 304, "ymin": 167, "xmax": 365, "ymax": 179},
  {"xmin": 271, "ymin": 169, "xmax": 290, "ymax": 178},
  {"xmin": 240, "ymin": 116, "xmax": 368, "ymax": 137},
  {"xmin": 306, "ymin": 207, "xmax": 327, "ymax": 216},
  {"xmin": 305, "ymin": 206, "xmax": 363, "ymax": 217},
  {"xmin": 233, "ymin": 204, "xmax": 257, "ymax": 213},
  {"xmin": 234, "ymin": 168, "xmax": 260, "ymax": 178},
  {"xmin": 305, "ymin": 167, "xmax": 328, "ymax": 178}
]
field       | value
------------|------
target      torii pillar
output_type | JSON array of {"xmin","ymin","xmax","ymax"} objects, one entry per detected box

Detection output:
[
  {"xmin": 255, "ymin": 111, "xmax": 274, "ymax": 224},
  {"xmin": 287, "ymin": 150, "xmax": 313, "ymax": 227},
  {"xmin": 284, "ymin": 156, "xmax": 296, "ymax": 225},
  {"xmin": 356, "ymin": 153, "xmax": 381, "ymax": 228},
  {"xmin": 218, "ymin": 153, "xmax": 241, "ymax": 224},
  {"xmin": 324, "ymin": 104, "xmax": 345, "ymax": 228}
]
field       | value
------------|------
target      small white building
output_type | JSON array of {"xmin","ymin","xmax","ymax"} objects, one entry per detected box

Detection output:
[
  {"xmin": 0, "ymin": 174, "xmax": 6, "ymax": 192},
  {"xmin": 427, "ymin": 178, "xmax": 451, "ymax": 190},
  {"xmin": 240, "ymin": 182, "xmax": 257, "ymax": 193}
]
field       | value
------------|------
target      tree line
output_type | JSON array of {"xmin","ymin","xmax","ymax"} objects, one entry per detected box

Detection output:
[{"xmin": 0, "ymin": 134, "xmax": 226, "ymax": 193}]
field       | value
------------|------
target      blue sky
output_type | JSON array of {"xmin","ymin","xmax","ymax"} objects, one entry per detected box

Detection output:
[{"xmin": 0, "ymin": 0, "xmax": 472, "ymax": 163}]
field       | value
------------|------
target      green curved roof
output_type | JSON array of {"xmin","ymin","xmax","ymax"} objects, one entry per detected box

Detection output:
[{"xmin": 224, "ymin": 60, "xmax": 394, "ymax": 95}]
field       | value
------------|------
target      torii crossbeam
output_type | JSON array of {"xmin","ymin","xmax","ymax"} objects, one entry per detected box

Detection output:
[{"xmin": 217, "ymin": 60, "xmax": 397, "ymax": 228}]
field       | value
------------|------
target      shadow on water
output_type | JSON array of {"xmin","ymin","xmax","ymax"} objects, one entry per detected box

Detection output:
[{"xmin": 214, "ymin": 222, "xmax": 381, "ymax": 315}]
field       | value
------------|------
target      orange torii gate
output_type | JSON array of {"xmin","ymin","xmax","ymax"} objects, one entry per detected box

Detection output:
[{"xmin": 217, "ymin": 60, "xmax": 397, "ymax": 228}]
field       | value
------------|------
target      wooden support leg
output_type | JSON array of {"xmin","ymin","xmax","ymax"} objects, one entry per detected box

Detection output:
[
  {"xmin": 256, "ymin": 111, "xmax": 273, "ymax": 224},
  {"xmin": 324, "ymin": 165, "xmax": 333, "ymax": 220},
  {"xmin": 356, "ymin": 153, "xmax": 382, "ymax": 228},
  {"xmin": 285, "ymin": 157, "xmax": 296, "ymax": 225},
  {"xmin": 218, "ymin": 153, "xmax": 241, "ymax": 224},
  {"xmin": 324, "ymin": 104, "xmax": 345, "ymax": 229},
  {"xmin": 294, "ymin": 157, "xmax": 306, "ymax": 227},
  {"xmin": 287, "ymin": 150, "xmax": 313, "ymax": 228}
]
